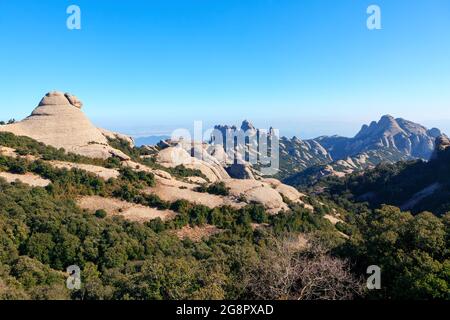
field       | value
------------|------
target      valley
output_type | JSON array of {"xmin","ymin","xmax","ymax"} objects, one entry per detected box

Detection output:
[{"xmin": 0, "ymin": 92, "xmax": 448, "ymax": 300}]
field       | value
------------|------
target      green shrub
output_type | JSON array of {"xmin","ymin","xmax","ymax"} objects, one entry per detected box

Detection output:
[
  {"xmin": 196, "ymin": 182, "xmax": 230, "ymax": 196},
  {"xmin": 168, "ymin": 165, "xmax": 208, "ymax": 180},
  {"xmin": 95, "ymin": 209, "xmax": 107, "ymax": 219}
]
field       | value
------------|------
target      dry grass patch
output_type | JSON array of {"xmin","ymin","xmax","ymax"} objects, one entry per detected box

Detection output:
[
  {"xmin": 324, "ymin": 214, "xmax": 344, "ymax": 225},
  {"xmin": 0, "ymin": 146, "xmax": 18, "ymax": 158},
  {"xmin": 0, "ymin": 146, "xmax": 38, "ymax": 161},
  {"xmin": 77, "ymin": 196, "xmax": 176, "ymax": 223},
  {"xmin": 146, "ymin": 183, "xmax": 244, "ymax": 209},
  {"xmin": 49, "ymin": 161, "xmax": 120, "ymax": 180},
  {"xmin": 0, "ymin": 172, "xmax": 51, "ymax": 187},
  {"xmin": 251, "ymin": 223, "xmax": 269, "ymax": 231},
  {"xmin": 174, "ymin": 225, "xmax": 223, "ymax": 242}
]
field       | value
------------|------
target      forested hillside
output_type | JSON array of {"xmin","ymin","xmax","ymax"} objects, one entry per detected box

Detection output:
[
  {"xmin": 0, "ymin": 132, "xmax": 448, "ymax": 300},
  {"xmin": 317, "ymin": 136, "xmax": 450, "ymax": 216},
  {"xmin": 0, "ymin": 132, "xmax": 354, "ymax": 299}
]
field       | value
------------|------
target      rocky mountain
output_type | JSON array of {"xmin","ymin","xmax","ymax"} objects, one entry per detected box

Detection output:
[
  {"xmin": 0, "ymin": 91, "xmax": 312, "ymax": 215},
  {"xmin": 212, "ymin": 116, "xmax": 442, "ymax": 185},
  {"xmin": 318, "ymin": 115, "xmax": 440, "ymax": 160},
  {"xmin": 278, "ymin": 136, "xmax": 332, "ymax": 176},
  {"xmin": 0, "ymin": 93, "xmax": 381, "ymax": 302},
  {"xmin": 318, "ymin": 134, "xmax": 450, "ymax": 215},
  {"xmin": 0, "ymin": 91, "xmax": 131, "ymax": 160},
  {"xmin": 283, "ymin": 116, "xmax": 442, "ymax": 186},
  {"xmin": 1, "ymin": 92, "xmax": 446, "ymax": 300}
]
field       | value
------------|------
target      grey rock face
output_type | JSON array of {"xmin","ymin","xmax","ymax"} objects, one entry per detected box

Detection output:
[
  {"xmin": 281, "ymin": 115, "xmax": 442, "ymax": 183},
  {"xmin": 343, "ymin": 115, "xmax": 440, "ymax": 160},
  {"xmin": 213, "ymin": 116, "xmax": 443, "ymax": 182}
]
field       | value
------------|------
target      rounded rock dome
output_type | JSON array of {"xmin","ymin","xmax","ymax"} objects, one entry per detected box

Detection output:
[{"xmin": 38, "ymin": 91, "xmax": 83, "ymax": 109}]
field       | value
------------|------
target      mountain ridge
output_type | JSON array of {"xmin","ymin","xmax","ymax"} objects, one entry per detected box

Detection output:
[
  {"xmin": 211, "ymin": 116, "xmax": 442, "ymax": 184},
  {"xmin": 316, "ymin": 134, "xmax": 450, "ymax": 215}
]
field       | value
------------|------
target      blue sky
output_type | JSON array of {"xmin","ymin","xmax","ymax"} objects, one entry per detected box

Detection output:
[{"xmin": 0, "ymin": 0, "xmax": 449, "ymax": 138}]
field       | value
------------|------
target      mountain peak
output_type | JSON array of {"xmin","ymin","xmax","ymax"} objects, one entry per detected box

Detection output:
[
  {"xmin": 38, "ymin": 91, "xmax": 83, "ymax": 109},
  {"xmin": 0, "ymin": 91, "xmax": 130, "ymax": 160},
  {"xmin": 240, "ymin": 120, "xmax": 256, "ymax": 131},
  {"xmin": 355, "ymin": 115, "xmax": 403, "ymax": 139},
  {"xmin": 380, "ymin": 114, "xmax": 395, "ymax": 120},
  {"xmin": 378, "ymin": 114, "xmax": 399, "ymax": 129}
]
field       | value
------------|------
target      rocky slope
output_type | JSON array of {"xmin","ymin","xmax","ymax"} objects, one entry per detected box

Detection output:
[
  {"xmin": 149, "ymin": 140, "xmax": 309, "ymax": 214},
  {"xmin": 0, "ymin": 91, "xmax": 130, "ymax": 160}
]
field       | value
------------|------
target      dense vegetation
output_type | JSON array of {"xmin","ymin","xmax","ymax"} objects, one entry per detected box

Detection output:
[
  {"xmin": 305, "ymin": 148, "xmax": 450, "ymax": 299},
  {"xmin": 339, "ymin": 206, "xmax": 449, "ymax": 299},
  {"xmin": 0, "ymin": 172, "xmax": 342, "ymax": 299},
  {"xmin": 0, "ymin": 132, "xmax": 448, "ymax": 300},
  {"xmin": 0, "ymin": 132, "xmax": 120, "ymax": 168},
  {"xmin": 317, "ymin": 146, "xmax": 450, "ymax": 216},
  {"xmin": 0, "ymin": 133, "xmax": 349, "ymax": 300}
]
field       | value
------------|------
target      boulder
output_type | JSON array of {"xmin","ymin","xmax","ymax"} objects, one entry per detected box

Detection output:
[
  {"xmin": 156, "ymin": 146, "xmax": 230, "ymax": 182},
  {"xmin": 431, "ymin": 134, "xmax": 450, "ymax": 159},
  {"xmin": 37, "ymin": 91, "xmax": 83, "ymax": 109},
  {"xmin": 436, "ymin": 134, "xmax": 450, "ymax": 151},
  {"xmin": 64, "ymin": 93, "xmax": 83, "ymax": 108},
  {"xmin": 223, "ymin": 179, "xmax": 289, "ymax": 214},
  {"xmin": 263, "ymin": 178, "xmax": 304, "ymax": 202},
  {"xmin": 99, "ymin": 128, "xmax": 135, "ymax": 148}
]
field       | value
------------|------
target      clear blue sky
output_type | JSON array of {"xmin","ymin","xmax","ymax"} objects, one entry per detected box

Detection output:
[{"xmin": 0, "ymin": 0, "xmax": 449, "ymax": 138}]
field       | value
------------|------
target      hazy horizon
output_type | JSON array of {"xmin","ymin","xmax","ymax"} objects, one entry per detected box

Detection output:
[
  {"xmin": 2, "ymin": 100, "xmax": 449, "ymax": 140},
  {"xmin": 104, "ymin": 114, "xmax": 448, "ymax": 141}
]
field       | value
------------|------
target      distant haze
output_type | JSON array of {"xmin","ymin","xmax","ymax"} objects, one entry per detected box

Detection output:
[{"xmin": 120, "ymin": 116, "xmax": 448, "ymax": 143}]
